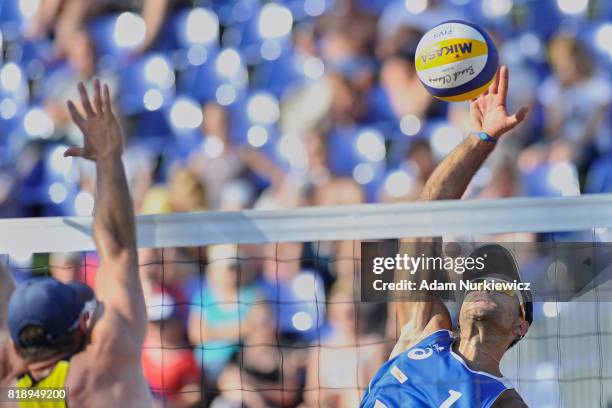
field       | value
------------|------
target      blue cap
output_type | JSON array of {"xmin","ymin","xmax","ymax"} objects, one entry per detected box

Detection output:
[{"xmin": 8, "ymin": 277, "xmax": 93, "ymax": 348}]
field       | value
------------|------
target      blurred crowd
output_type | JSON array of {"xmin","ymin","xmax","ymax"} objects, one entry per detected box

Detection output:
[{"xmin": 1, "ymin": 0, "xmax": 611, "ymax": 406}]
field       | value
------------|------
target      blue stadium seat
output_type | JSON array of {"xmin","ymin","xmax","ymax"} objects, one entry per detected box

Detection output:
[
  {"xmin": 0, "ymin": 112, "xmax": 23, "ymax": 163},
  {"xmin": 5, "ymin": 38, "xmax": 53, "ymax": 70},
  {"xmin": 176, "ymin": 50, "xmax": 222, "ymax": 103},
  {"xmin": 173, "ymin": 7, "xmax": 220, "ymax": 52},
  {"xmin": 327, "ymin": 126, "xmax": 381, "ymax": 177},
  {"xmin": 250, "ymin": 46, "xmax": 304, "ymax": 98},
  {"xmin": 208, "ymin": 0, "xmax": 254, "ymax": 25},
  {"xmin": 522, "ymin": 161, "xmax": 581, "ymax": 197},
  {"xmin": 0, "ymin": 0, "xmax": 24, "ymax": 37},
  {"xmin": 258, "ymin": 270, "xmax": 326, "ymax": 342},
  {"xmin": 585, "ymin": 154, "xmax": 612, "ymax": 193},
  {"xmin": 117, "ymin": 54, "xmax": 175, "ymax": 115},
  {"xmin": 177, "ymin": 49, "xmax": 249, "ymax": 107},
  {"xmin": 231, "ymin": 7, "xmax": 264, "ymax": 65},
  {"xmin": 88, "ymin": 13, "xmax": 178, "ymax": 59},
  {"xmin": 88, "ymin": 15, "xmax": 124, "ymax": 58}
]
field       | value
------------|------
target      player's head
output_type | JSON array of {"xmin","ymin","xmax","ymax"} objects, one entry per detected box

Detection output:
[
  {"xmin": 8, "ymin": 277, "xmax": 97, "ymax": 363},
  {"xmin": 548, "ymin": 34, "xmax": 593, "ymax": 86},
  {"xmin": 458, "ymin": 245, "xmax": 533, "ymax": 350},
  {"xmin": 146, "ymin": 291, "xmax": 184, "ymax": 345},
  {"xmin": 207, "ymin": 244, "xmax": 239, "ymax": 289}
]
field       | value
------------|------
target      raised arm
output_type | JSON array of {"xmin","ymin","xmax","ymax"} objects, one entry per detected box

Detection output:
[
  {"xmin": 392, "ymin": 66, "xmax": 528, "ymax": 355},
  {"xmin": 419, "ymin": 66, "xmax": 528, "ymax": 201},
  {"xmin": 65, "ymin": 80, "xmax": 146, "ymax": 359}
]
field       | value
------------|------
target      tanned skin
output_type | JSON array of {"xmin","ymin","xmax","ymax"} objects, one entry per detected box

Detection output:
[
  {"xmin": 392, "ymin": 66, "xmax": 530, "ymax": 407},
  {"xmin": 0, "ymin": 80, "xmax": 153, "ymax": 407}
]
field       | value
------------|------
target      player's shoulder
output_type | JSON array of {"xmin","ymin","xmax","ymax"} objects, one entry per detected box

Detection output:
[
  {"xmin": 67, "ymin": 347, "xmax": 150, "ymax": 402},
  {"xmin": 491, "ymin": 389, "xmax": 528, "ymax": 408},
  {"xmin": 0, "ymin": 340, "xmax": 14, "ymax": 386}
]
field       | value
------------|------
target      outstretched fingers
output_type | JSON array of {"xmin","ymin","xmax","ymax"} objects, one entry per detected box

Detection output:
[
  {"xmin": 67, "ymin": 100, "xmax": 85, "ymax": 128},
  {"xmin": 470, "ymin": 98, "xmax": 482, "ymax": 118},
  {"xmin": 497, "ymin": 65, "xmax": 509, "ymax": 104},
  {"xmin": 505, "ymin": 106, "xmax": 529, "ymax": 130},
  {"xmin": 469, "ymin": 99, "xmax": 483, "ymax": 125},
  {"xmin": 103, "ymin": 84, "xmax": 112, "ymax": 113},
  {"xmin": 488, "ymin": 67, "xmax": 500, "ymax": 95},
  {"xmin": 63, "ymin": 146, "xmax": 85, "ymax": 158},
  {"xmin": 78, "ymin": 82, "xmax": 95, "ymax": 117},
  {"xmin": 477, "ymin": 91, "xmax": 488, "ymax": 113},
  {"xmin": 93, "ymin": 79, "xmax": 103, "ymax": 113}
]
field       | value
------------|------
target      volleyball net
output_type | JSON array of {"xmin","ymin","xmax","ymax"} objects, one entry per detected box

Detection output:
[{"xmin": 2, "ymin": 195, "xmax": 612, "ymax": 408}]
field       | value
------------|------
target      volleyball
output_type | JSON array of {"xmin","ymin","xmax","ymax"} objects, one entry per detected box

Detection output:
[{"xmin": 415, "ymin": 20, "xmax": 499, "ymax": 102}]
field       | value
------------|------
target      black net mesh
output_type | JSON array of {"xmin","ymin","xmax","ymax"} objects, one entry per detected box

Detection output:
[{"xmin": 4, "ymin": 230, "xmax": 612, "ymax": 408}]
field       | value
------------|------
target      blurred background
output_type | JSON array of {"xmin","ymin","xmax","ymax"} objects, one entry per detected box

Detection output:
[{"xmin": 0, "ymin": 0, "xmax": 611, "ymax": 407}]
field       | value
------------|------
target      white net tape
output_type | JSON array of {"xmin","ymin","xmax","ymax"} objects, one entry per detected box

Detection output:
[{"xmin": 2, "ymin": 194, "xmax": 612, "ymax": 254}]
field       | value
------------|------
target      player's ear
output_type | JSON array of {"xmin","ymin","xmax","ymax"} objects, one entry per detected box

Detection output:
[
  {"xmin": 512, "ymin": 319, "xmax": 529, "ymax": 338},
  {"xmin": 79, "ymin": 313, "xmax": 90, "ymax": 332}
]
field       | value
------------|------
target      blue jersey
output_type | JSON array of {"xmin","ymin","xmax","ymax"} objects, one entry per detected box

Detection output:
[{"xmin": 360, "ymin": 330, "xmax": 512, "ymax": 408}]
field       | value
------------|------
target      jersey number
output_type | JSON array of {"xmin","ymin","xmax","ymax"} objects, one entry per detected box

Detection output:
[
  {"xmin": 407, "ymin": 347, "xmax": 433, "ymax": 360},
  {"xmin": 439, "ymin": 390, "xmax": 463, "ymax": 408}
]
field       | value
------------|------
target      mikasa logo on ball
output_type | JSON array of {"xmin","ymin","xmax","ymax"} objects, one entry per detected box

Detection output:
[{"xmin": 419, "ymin": 43, "xmax": 474, "ymax": 64}]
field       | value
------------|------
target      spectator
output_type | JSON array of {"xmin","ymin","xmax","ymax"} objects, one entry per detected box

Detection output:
[
  {"xmin": 380, "ymin": 48, "xmax": 442, "ymax": 121},
  {"xmin": 143, "ymin": 291, "xmax": 201, "ymax": 408},
  {"xmin": 537, "ymin": 34, "xmax": 611, "ymax": 166},
  {"xmin": 188, "ymin": 245, "xmax": 261, "ymax": 381},
  {"xmin": 218, "ymin": 180, "xmax": 256, "ymax": 211},
  {"xmin": 260, "ymin": 242, "xmax": 326, "ymax": 342},
  {"xmin": 209, "ymin": 363, "xmax": 267, "ymax": 408},
  {"xmin": 49, "ymin": 252, "xmax": 82, "ymax": 284},
  {"xmin": 240, "ymin": 303, "xmax": 306, "ymax": 407},
  {"xmin": 138, "ymin": 247, "xmax": 193, "ymax": 321},
  {"xmin": 380, "ymin": 139, "xmax": 435, "ymax": 203},
  {"xmin": 305, "ymin": 131, "xmax": 365, "ymax": 206},
  {"xmin": 188, "ymin": 103, "xmax": 247, "ymax": 210},
  {"xmin": 141, "ymin": 167, "xmax": 207, "ymax": 214},
  {"xmin": 303, "ymin": 282, "xmax": 386, "ymax": 408},
  {"xmin": 29, "ymin": 0, "xmax": 174, "ymax": 57},
  {"xmin": 49, "ymin": 252, "xmax": 97, "ymax": 287},
  {"xmin": 377, "ymin": 0, "xmax": 466, "ymax": 58},
  {"xmin": 42, "ymin": 30, "xmax": 118, "ymax": 144}
]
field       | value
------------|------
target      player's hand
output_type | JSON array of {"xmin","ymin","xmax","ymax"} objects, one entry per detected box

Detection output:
[
  {"xmin": 64, "ymin": 79, "xmax": 124, "ymax": 161},
  {"xmin": 470, "ymin": 65, "xmax": 529, "ymax": 139}
]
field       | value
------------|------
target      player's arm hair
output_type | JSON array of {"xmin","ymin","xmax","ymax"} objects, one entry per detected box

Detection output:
[
  {"xmin": 92, "ymin": 148, "xmax": 147, "ymax": 356},
  {"xmin": 66, "ymin": 81, "xmax": 146, "ymax": 360},
  {"xmin": 418, "ymin": 135, "xmax": 495, "ymax": 201},
  {"xmin": 93, "ymin": 152, "xmax": 137, "ymax": 259},
  {"xmin": 0, "ymin": 262, "xmax": 15, "ymax": 336},
  {"xmin": 92, "ymin": 131, "xmax": 146, "ymax": 360}
]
